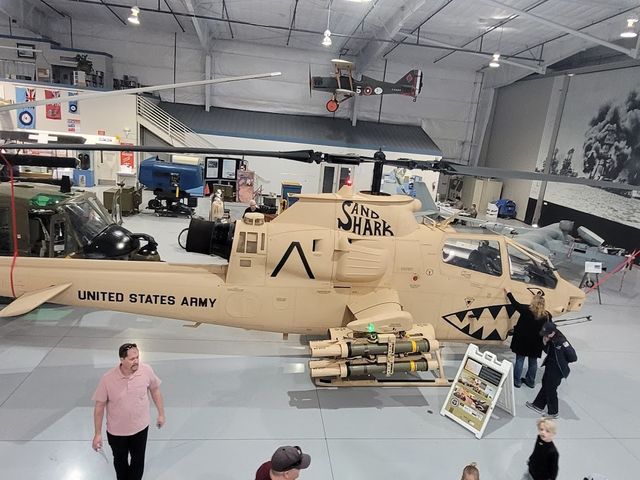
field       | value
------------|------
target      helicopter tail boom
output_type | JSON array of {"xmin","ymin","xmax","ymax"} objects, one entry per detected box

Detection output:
[{"xmin": 0, "ymin": 283, "xmax": 72, "ymax": 317}]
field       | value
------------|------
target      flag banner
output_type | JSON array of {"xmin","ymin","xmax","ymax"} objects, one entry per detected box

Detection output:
[
  {"xmin": 45, "ymin": 89, "xmax": 61, "ymax": 119},
  {"xmin": 16, "ymin": 87, "xmax": 36, "ymax": 129},
  {"xmin": 68, "ymin": 91, "xmax": 78, "ymax": 114}
]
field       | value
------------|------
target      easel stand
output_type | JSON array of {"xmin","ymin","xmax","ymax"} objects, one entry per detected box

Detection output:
[{"xmin": 580, "ymin": 272, "xmax": 601, "ymax": 304}]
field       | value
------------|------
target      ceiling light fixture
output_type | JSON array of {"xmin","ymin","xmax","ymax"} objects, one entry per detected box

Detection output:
[
  {"xmin": 620, "ymin": 18, "xmax": 638, "ymax": 38},
  {"xmin": 128, "ymin": 6, "xmax": 140, "ymax": 25},
  {"xmin": 322, "ymin": 31, "xmax": 332, "ymax": 46},
  {"xmin": 322, "ymin": 5, "xmax": 332, "ymax": 47},
  {"xmin": 489, "ymin": 52, "xmax": 501, "ymax": 68}
]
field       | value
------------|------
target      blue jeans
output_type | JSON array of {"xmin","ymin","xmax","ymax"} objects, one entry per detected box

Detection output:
[{"xmin": 514, "ymin": 355, "xmax": 538, "ymax": 387}]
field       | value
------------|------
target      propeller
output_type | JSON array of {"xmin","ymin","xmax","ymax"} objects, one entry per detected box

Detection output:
[{"xmin": 3, "ymin": 144, "xmax": 638, "ymax": 192}]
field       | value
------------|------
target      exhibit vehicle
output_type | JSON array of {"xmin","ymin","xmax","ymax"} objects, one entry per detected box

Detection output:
[
  {"xmin": 0, "ymin": 182, "xmax": 160, "ymax": 261},
  {"xmin": 0, "ymin": 144, "xmax": 602, "ymax": 387},
  {"xmin": 310, "ymin": 59, "xmax": 422, "ymax": 112},
  {"xmin": 138, "ymin": 157, "xmax": 202, "ymax": 217}
]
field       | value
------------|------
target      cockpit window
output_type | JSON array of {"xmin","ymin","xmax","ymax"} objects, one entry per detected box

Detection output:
[
  {"xmin": 442, "ymin": 238, "xmax": 502, "ymax": 277},
  {"xmin": 58, "ymin": 196, "xmax": 112, "ymax": 247},
  {"xmin": 507, "ymin": 244, "xmax": 558, "ymax": 289}
]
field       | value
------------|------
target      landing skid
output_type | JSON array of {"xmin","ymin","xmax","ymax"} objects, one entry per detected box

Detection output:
[{"xmin": 313, "ymin": 374, "xmax": 452, "ymax": 388}]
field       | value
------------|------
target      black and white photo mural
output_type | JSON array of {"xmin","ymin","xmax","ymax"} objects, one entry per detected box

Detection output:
[{"xmin": 530, "ymin": 66, "xmax": 640, "ymax": 230}]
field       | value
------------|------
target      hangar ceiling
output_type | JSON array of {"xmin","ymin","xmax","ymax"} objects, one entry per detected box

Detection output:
[{"xmin": 14, "ymin": 0, "xmax": 640, "ymax": 76}]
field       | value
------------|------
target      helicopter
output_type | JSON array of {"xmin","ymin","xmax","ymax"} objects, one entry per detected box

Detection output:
[
  {"xmin": 0, "ymin": 153, "xmax": 159, "ymax": 261},
  {"xmin": 310, "ymin": 59, "xmax": 422, "ymax": 112},
  {"xmin": 0, "ymin": 144, "xmax": 593, "ymax": 387}
]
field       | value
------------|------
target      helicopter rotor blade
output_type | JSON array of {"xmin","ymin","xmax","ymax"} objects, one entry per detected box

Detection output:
[
  {"xmin": 0, "ymin": 153, "xmax": 77, "ymax": 168},
  {"xmin": 0, "ymin": 72, "xmax": 282, "ymax": 113},
  {"xmin": 432, "ymin": 162, "xmax": 639, "ymax": 192},
  {"xmin": 3, "ymin": 143, "xmax": 637, "ymax": 192}
]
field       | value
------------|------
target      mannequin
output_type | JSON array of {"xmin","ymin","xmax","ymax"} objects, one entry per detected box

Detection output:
[{"xmin": 209, "ymin": 189, "xmax": 225, "ymax": 221}]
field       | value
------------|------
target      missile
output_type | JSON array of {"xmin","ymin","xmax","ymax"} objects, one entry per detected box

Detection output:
[
  {"xmin": 309, "ymin": 357, "xmax": 438, "ymax": 378},
  {"xmin": 310, "ymin": 337, "xmax": 439, "ymax": 358}
]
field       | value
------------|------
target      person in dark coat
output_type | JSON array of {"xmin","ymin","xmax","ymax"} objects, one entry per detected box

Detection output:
[
  {"xmin": 526, "ymin": 321, "xmax": 577, "ymax": 418},
  {"xmin": 504, "ymin": 289, "xmax": 547, "ymax": 388}
]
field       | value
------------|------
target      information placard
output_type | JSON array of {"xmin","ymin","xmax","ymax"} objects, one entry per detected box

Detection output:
[{"xmin": 441, "ymin": 344, "xmax": 514, "ymax": 439}]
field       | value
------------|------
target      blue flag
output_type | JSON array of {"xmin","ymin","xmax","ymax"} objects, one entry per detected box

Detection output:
[
  {"xmin": 68, "ymin": 91, "xmax": 78, "ymax": 114},
  {"xmin": 16, "ymin": 87, "xmax": 36, "ymax": 129}
]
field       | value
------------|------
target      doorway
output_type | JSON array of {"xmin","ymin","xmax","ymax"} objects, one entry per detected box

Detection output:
[{"xmin": 320, "ymin": 164, "xmax": 354, "ymax": 193}]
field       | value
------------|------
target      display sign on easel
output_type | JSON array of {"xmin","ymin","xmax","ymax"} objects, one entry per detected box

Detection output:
[{"xmin": 441, "ymin": 344, "xmax": 515, "ymax": 439}]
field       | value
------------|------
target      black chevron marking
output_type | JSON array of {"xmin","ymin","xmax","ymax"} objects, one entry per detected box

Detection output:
[
  {"xmin": 485, "ymin": 329, "xmax": 503, "ymax": 341},
  {"xmin": 443, "ymin": 303, "xmax": 514, "ymax": 340},
  {"xmin": 488, "ymin": 305, "xmax": 503, "ymax": 319}
]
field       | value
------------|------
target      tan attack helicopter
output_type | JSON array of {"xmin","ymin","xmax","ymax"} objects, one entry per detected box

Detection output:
[{"xmin": 0, "ymin": 145, "xmax": 589, "ymax": 386}]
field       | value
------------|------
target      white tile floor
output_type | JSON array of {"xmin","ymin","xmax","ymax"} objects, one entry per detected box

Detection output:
[{"xmin": 0, "ymin": 191, "xmax": 639, "ymax": 479}]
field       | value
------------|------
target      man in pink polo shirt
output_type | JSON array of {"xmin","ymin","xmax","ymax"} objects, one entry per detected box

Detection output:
[{"xmin": 92, "ymin": 343, "xmax": 165, "ymax": 480}]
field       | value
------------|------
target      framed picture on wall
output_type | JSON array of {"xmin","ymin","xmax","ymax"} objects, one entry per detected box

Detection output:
[
  {"xmin": 222, "ymin": 159, "xmax": 237, "ymax": 179},
  {"xmin": 16, "ymin": 43, "xmax": 36, "ymax": 59},
  {"xmin": 205, "ymin": 157, "xmax": 220, "ymax": 179}
]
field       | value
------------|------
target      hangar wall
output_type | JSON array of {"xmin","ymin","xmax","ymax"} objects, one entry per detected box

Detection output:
[
  {"xmin": 0, "ymin": 79, "xmax": 137, "ymax": 140},
  {"xmin": 483, "ymin": 66, "xmax": 640, "ymax": 252},
  {"xmin": 480, "ymin": 75, "xmax": 556, "ymax": 218},
  {"xmin": 37, "ymin": 19, "xmax": 478, "ymax": 162}
]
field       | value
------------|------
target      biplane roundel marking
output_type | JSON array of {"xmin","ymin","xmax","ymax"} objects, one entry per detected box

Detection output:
[
  {"xmin": 326, "ymin": 99, "xmax": 339, "ymax": 112},
  {"xmin": 19, "ymin": 111, "xmax": 34, "ymax": 126},
  {"xmin": 364, "ymin": 86, "xmax": 373, "ymax": 95}
]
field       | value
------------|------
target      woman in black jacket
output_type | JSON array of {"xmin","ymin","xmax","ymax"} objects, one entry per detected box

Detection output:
[{"xmin": 504, "ymin": 289, "xmax": 547, "ymax": 388}]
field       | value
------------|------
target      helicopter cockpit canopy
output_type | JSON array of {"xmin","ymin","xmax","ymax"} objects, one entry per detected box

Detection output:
[
  {"xmin": 57, "ymin": 194, "xmax": 159, "ymax": 260},
  {"xmin": 506, "ymin": 240, "xmax": 558, "ymax": 289},
  {"xmin": 60, "ymin": 194, "xmax": 113, "ymax": 247}
]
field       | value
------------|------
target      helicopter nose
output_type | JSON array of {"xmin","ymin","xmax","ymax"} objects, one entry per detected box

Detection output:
[{"xmin": 567, "ymin": 292, "xmax": 585, "ymax": 312}]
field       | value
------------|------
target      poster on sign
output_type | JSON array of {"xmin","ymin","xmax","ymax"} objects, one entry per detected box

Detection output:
[
  {"xmin": 441, "ymin": 344, "xmax": 515, "ymax": 439},
  {"xmin": 120, "ymin": 144, "xmax": 135, "ymax": 172}
]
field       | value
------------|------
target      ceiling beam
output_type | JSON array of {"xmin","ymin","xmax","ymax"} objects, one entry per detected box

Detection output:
[
  {"xmin": 164, "ymin": 0, "xmax": 185, "ymax": 33},
  {"xmin": 383, "ymin": 0, "xmax": 454, "ymax": 58},
  {"xmin": 180, "ymin": 0, "xmax": 210, "ymax": 50},
  {"xmin": 476, "ymin": 0, "xmax": 638, "ymax": 58},
  {"xmin": 222, "ymin": 0, "xmax": 234, "ymax": 39},
  {"xmin": 97, "ymin": 0, "xmax": 126, "ymax": 26},
  {"xmin": 400, "ymin": 30, "xmax": 546, "ymax": 73},
  {"xmin": 357, "ymin": 0, "xmax": 427, "ymax": 72},
  {"xmin": 39, "ymin": 0, "xmax": 67, "ymax": 17},
  {"xmin": 433, "ymin": 0, "xmax": 549, "ymax": 64},
  {"xmin": 336, "ymin": 0, "xmax": 381, "ymax": 54},
  {"xmin": 286, "ymin": 0, "xmax": 299, "ymax": 46}
]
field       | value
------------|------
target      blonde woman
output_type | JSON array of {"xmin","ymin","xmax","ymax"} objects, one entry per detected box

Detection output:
[{"xmin": 504, "ymin": 289, "xmax": 548, "ymax": 388}]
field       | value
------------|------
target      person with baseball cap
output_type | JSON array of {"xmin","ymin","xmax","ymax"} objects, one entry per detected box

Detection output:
[
  {"xmin": 255, "ymin": 445, "xmax": 311, "ymax": 480},
  {"xmin": 526, "ymin": 321, "xmax": 577, "ymax": 418}
]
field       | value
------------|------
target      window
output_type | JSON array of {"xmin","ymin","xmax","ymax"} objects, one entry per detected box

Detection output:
[
  {"xmin": 507, "ymin": 244, "xmax": 558, "ymax": 289},
  {"xmin": 236, "ymin": 232, "xmax": 246, "ymax": 253},
  {"xmin": 246, "ymin": 232, "xmax": 258, "ymax": 254},
  {"xmin": 442, "ymin": 238, "xmax": 502, "ymax": 277}
]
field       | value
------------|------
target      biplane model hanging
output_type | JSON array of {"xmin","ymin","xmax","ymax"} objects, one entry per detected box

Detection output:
[{"xmin": 310, "ymin": 59, "xmax": 423, "ymax": 112}]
